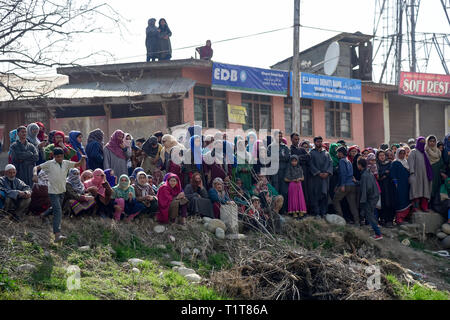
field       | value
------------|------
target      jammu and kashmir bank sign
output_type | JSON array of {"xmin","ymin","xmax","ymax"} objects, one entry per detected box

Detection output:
[{"xmin": 212, "ymin": 62, "xmax": 289, "ymax": 96}]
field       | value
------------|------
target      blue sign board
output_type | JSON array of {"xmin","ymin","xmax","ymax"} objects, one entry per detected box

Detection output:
[
  {"xmin": 212, "ymin": 62, "xmax": 289, "ymax": 96},
  {"xmin": 299, "ymin": 72, "xmax": 362, "ymax": 104}
]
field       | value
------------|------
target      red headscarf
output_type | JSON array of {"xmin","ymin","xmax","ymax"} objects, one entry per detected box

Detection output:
[
  {"xmin": 36, "ymin": 122, "xmax": 45, "ymax": 141},
  {"xmin": 156, "ymin": 173, "xmax": 182, "ymax": 223},
  {"xmin": 347, "ymin": 145, "xmax": 360, "ymax": 162},
  {"xmin": 105, "ymin": 130, "xmax": 126, "ymax": 159}
]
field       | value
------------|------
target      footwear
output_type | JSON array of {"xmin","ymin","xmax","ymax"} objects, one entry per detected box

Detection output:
[
  {"xmin": 372, "ymin": 234, "xmax": 383, "ymax": 240},
  {"xmin": 54, "ymin": 235, "xmax": 67, "ymax": 243}
]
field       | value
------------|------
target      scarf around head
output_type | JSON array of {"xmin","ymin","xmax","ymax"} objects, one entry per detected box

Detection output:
[
  {"xmin": 425, "ymin": 136, "xmax": 441, "ymax": 165},
  {"xmin": 36, "ymin": 122, "xmax": 45, "ymax": 142},
  {"xmin": 134, "ymin": 171, "xmax": 153, "ymax": 196},
  {"xmin": 394, "ymin": 147, "xmax": 409, "ymax": 170},
  {"xmin": 9, "ymin": 129, "xmax": 18, "ymax": 145},
  {"xmin": 367, "ymin": 153, "xmax": 378, "ymax": 175},
  {"xmin": 26, "ymin": 123, "xmax": 40, "ymax": 147},
  {"xmin": 123, "ymin": 133, "xmax": 132, "ymax": 148},
  {"xmin": 69, "ymin": 131, "xmax": 85, "ymax": 160},
  {"xmin": 347, "ymin": 145, "xmax": 360, "ymax": 162},
  {"xmin": 415, "ymin": 136, "xmax": 433, "ymax": 181},
  {"xmin": 48, "ymin": 130, "xmax": 56, "ymax": 144},
  {"xmin": 131, "ymin": 167, "xmax": 144, "ymax": 180},
  {"xmin": 285, "ymin": 155, "xmax": 304, "ymax": 181},
  {"xmin": 329, "ymin": 143, "xmax": 340, "ymax": 167},
  {"xmin": 67, "ymin": 168, "xmax": 85, "ymax": 194},
  {"xmin": 113, "ymin": 175, "xmax": 134, "ymax": 199},
  {"xmin": 106, "ymin": 130, "xmax": 126, "ymax": 160},
  {"xmin": 81, "ymin": 170, "xmax": 93, "ymax": 183},
  {"xmin": 142, "ymin": 136, "xmax": 160, "ymax": 157},
  {"xmin": 87, "ymin": 129, "xmax": 104, "ymax": 145},
  {"xmin": 84, "ymin": 168, "xmax": 106, "ymax": 197},
  {"xmin": 161, "ymin": 173, "xmax": 182, "ymax": 196}
]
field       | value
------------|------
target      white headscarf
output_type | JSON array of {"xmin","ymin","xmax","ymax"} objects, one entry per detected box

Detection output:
[{"xmin": 395, "ymin": 147, "xmax": 409, "ymax": 170}]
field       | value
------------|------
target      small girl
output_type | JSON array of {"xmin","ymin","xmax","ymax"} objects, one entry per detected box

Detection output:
[{"xmin": 284, "ymin": 155, "xmax": 307, "ymax": 218}]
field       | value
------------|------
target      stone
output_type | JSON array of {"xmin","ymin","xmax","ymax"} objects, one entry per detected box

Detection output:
[
  {"xmin": 79, "ymin": 245, "xmax": 90, "ymax": 252},
  {"xmin": 163, "ymin": 254, "xmax": 171, "ymax": 259},
  {"xmin": 215, "ymin": 227, "xmax": 225, "ymax": 239},
  {"xmin": 442, "ymin": 236, "xmax": 450, "ymax": 249},
  {"xmin": 170, "ymin": 261, "xmax": 184, "ymax": 267},
  {"xmin": 128, "ymin": 258, "xmax": 144, "ymax": 266},
  {"xmin": 153, "ymin": 225, "xmax": 166, "ymax": 234},
  {"xmin": 18, "ymin": 264, "xmax": 36, "ymax": 272},
  {"xmin": 411, "ymin": 211, "xmax": 445, "ymax": 234},
  {"xmin": 169, "ymin": 235, "xmax": 176, "ymax": 242},
  {"xmin": 156, "ymin": 244, "xmax": 166, "ymax": 250},
  {"xmin": 184, "ymin": 273, "xmax": 202, "ymax": 283},
  {"xmin": 177, "ymin": 267, "xmax": 196, "ymax": 276},
  {"xmin": 131, "ymin": 267, "xmax": 140, "ymax": 274},
  {"xmin": 192, "ymin": 248, "xmax": 200, "ymax": 255},
  {"xmin": 182, "ymin": 248, "xmax": 191, "ymax": 255},
  {"xmin": 442, "ymin": 223, "xmax": 450, "ymax": 235},
  {"xmin": 226, "ymin": 233, "xmax": 247, "ymax": 240},
  {"xmin": 202, "ymin": 217, "xmax": 212, "ymax": 224},
  {"xmin": 206, "ymin": 219, "xmax": 227, "ymax": 233},
  {"xmin": 437, "ymin": 232, "xmax": 448, "ymax": 240},
  {"xmin": 325, "ymin": 214, "xmax": 346, "ymax": 226}
]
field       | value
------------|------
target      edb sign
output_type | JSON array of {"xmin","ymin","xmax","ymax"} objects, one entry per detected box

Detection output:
[
  {"xmin": 299, "ymin": 72, "xmax": 362, "ymax": 104},
  {"xmin": 212, "ymin": 62, "xmax": 289, "ymax": 96},
  {"xmin": 399, "ymin": 72, "xmax": 450, "ymax": 99}
]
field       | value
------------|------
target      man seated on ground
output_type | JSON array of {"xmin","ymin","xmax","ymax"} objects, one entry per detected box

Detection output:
[{"xmin": 0, "ymin": 164, "xmax": 32, "ymax": 221}]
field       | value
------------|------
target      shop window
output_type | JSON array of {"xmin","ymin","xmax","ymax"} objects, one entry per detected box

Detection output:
[
  {"xmin": 194, "ymin": 85, "xmax": 227, "ymax": 129},
  {"xmin": 325, "ymin": 101, "xmax": 351, "ymax": 138},
  {"xmin": 242, "ymin": 94, "xmax": 272, "ymax": 131}
]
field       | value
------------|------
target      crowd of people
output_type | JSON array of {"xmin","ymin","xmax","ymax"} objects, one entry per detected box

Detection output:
[{"xmin": 1, "ymin": 121, "xmax": 450, "ymax": 242}]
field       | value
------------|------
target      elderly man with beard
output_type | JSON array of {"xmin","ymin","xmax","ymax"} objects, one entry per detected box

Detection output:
[{"xmin": 0, "ymin": 164, "xmax": 32, "ymax": 221}]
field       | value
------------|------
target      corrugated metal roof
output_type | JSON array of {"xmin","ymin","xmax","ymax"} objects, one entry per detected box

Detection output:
[
  {"xmin": 48, "ymin": 77, "xmax": 196, "ymax": 99},
  {"xmin": 0, "ymin": 75, "xmax": 68, "ymax": 102}
]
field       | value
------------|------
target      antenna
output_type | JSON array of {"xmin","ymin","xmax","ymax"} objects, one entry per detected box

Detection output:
[{"xmin": 323, "ymin": 41, "xmax": 340, "ymax": 75}]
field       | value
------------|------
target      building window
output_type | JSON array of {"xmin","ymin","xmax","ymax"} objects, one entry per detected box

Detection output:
[
  {"xmin": 242, "ymin": 94, "xmax": 272, "ymax": 131},
  {"xmin": 325, "ymin": 101, "xmax": 351, "ymax": 138},
  {"xmin": 194, "ymin": 85, "xmax": 227, "ymax": 129},
  {"xmin": 284, "ymin": 98, "xmax": 313, "ymax": 136}
]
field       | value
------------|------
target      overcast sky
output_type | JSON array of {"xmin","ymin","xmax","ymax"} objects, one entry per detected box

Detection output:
[{"xmin": 45, "ymin": 0, "xmax": 450, "ymax": 82}]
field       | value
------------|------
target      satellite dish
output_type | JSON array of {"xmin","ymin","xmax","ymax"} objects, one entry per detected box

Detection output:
[{"xmin": 324, "ymin": 41, "xmax": 340, "ymax": 76}]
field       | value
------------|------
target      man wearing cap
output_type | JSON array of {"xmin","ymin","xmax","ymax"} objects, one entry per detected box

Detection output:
[
  {"xmin": 0, "ymin": 164, "xmax": 32, "ymax": 220},
  {"xmin": 9, "ymin": 126, "xmax": 39, "ymax": 187},
  {"xmin": 408, "ymin": 138, "xmax": 416, "ymax": 150},
  {"xmin": 33, "ymin": 148, "xmax": 86, "ymax": 242}
]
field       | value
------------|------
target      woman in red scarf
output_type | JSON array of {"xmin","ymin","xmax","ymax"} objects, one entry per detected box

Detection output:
[
  {"xmin": 36, "ymin": 122, "xmax": 46, "ymax": 142},
  {"xmin": 156, "ymin": 173, "xmax": 188, "ymax": 225},
  {"xmin": 84, "ymin": 168, "xmax": 114, "ymax": 217},
  {"xmin": 43, "ymin": 130, "xmax": 76, "ymax": 160}
]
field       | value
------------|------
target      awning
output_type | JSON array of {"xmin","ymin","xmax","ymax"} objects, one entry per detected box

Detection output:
[{"xmin": 49, "ymin": 77, "xmax": 196, "ymax": 100}]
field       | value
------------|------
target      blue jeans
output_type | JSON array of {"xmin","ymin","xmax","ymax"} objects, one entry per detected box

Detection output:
[
  {"xmin": 49, "ymin": 193, "xmax": 64, "ymax": 234},
  {"xmin": 361, "ymin": 202, "xmax": 381, "ymax": 236}
]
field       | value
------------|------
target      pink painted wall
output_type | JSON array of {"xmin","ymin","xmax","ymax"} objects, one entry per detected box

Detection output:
[
  {"xmin": 272, "ymin": 96, "xmax": 285, "ymax": 133},
  {"xmin": 351, "ymin": 103, "xmax": 365, "ymax": 147}
]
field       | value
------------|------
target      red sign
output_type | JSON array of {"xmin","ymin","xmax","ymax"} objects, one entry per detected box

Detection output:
[{"xmin": 399, "ymin": 72, "xmax": 450, "ymax": 98}]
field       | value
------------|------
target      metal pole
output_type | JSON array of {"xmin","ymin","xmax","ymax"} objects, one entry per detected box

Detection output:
[
  {"xmin": 292, "ymin": 0, "xmax": 301, "ymax": 135},
  {"xmin": 410, "ymin": 0, "xmax": 417, "ymax": 72},
  {"xmin": 395, "ymin": 0, "xmax": 403, "ymax": 84}
]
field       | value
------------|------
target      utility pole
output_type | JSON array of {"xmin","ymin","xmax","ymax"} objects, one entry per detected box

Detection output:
[
  {"xmin": 410, "ymin": 0, "xmax": 417, "ymax": 72},
  {"xmin": 395, "ymin": 0, "xmax": 403, "ymax": 84},
  {"xmin": 292, "ymin": 0, "xmax": 301, "ymax": 135}
]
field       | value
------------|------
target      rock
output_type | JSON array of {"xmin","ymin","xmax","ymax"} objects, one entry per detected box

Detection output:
[
  {"xmin": 44, "ymin": 251, "xmax": 51, "ymax": 258},
  {"xmin": 153, "ymin": 225, "xmax": 166, "ymax": 233},
  {"xmin": 401, "ymin": 239, "xmax": 411, "ymax": 246},
  {"xmin": 398, "ymin": 230, "xmax": 410, "ymax": 237},
  {"xmin": 442, "ymin": 236, "xmax": 450, "ymax": 249},
  {"xmin": 184, "ymin": 273, "xmax": 202, "ymax": 282},
  {"xmin": 79, "ymin": 245, "xmax": 90, "ymax": 252},
  {"xmin": 128, "ymin": 258, "xmax": 144, "ymax": 266},
  {"xmin": 182, "ymin": 248, "xmax": 191, "ymax": 255},
  {"xmin": 226, "ymin": 233, "xmax": 247, "ymax": 240},
  {"xmin": 170, "ymin": 261, "xmax": 184, "ymax": 267},
  {"xmin": 18, "ymin": 264, "xmax": 36, "ymax": 272},
  {"xmin": 325, "ymin": 214, "xmax": 346, "ymax": 226},
  {"xmin": 206, "ymin": 219, "xmax": 227, "ymax": 233},
  {"xmin": 411, "ymin": 211, "xmax": 445, "ymax": 234},
  {"xmin": 192, "ymin": 248, "xmax": 200, "ymax": 255},
  {"xmin": 177, "ymin": 267, "xmax": 196, "ymax": 276},
  {"xmin": 215, "ymin": 227, "xmax": 225, "ymax": 239},
  {"xmin": 202, "ymin": 217, "xmax": 212, "ymax": 224},
  {"xmin": 163, "ymin": 254, "xmax": 171, "ymax": 259},
  {"xmin": 156, "ymin": 244, "xmax": 166, "ymax": 250},
  {"xmin": 131, "ymin": 267, "xmax": 140, "ymax": 274},
  {"xmin": 172, "ymin": 266, "xmax": 179, "ymax": 272},
  {"xmin": 169, "ymin": 235, "xmax": 176, "ymax": 242},
  {"xmin": 442, "ymin": 223, "xmax": 450, "ymax": 235},
  {"xmin": 437, "ymin": 232, "xmax": 448, "ymax": 240}
]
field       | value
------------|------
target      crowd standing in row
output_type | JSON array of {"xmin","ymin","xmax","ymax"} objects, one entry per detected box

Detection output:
[{"xmin": 1, "ymin": 122, "xmax": 450, "ymax": 242}]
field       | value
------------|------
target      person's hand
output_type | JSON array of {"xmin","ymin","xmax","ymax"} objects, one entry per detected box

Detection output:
[
  {"xmin": 178, "ymin": 192, "xmax": 185, "ymax": 198},
  {"xmin": 38, "ymin": 141, "xmax": 47, "ymax": 148},
  {"xmin": 224, "ymin": 176, "xmax": 230, "ymax": 183},
  {"xmin": 352, "ymin": 177, "xmax": 357, "ymax": 183},
  {"xmin": 120, "ymin": 143, "xmax": 125, "ymax": 149},
  {"xmin": 441, "ymin": 173, "xmax": 448, "ymax": 180},
  {"xmin": 18, "ymin": 191, "xmax": 25, "ymax": 198},
  {"xmin": 340, "ymin": 186, "xmax": 345, "ymax": 193},
  {"xmin": 128, "ymin": 192, "xmax": 133, "ymax": 201}
]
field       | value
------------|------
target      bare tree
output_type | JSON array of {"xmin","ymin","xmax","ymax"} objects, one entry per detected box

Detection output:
[{"xmin": 0, "ymin": 0, "xmax": 123, "ymax": 100}]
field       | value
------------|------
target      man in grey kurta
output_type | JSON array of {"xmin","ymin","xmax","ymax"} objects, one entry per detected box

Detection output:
[
  {"xmin": 309, "ymin": 136, "xmax": 333, "ymax": 217},
  {"xmin": 0, "ymin": 164, "xmax": 31, "ymax": 219},
  {"xmin": 10, "ymin": 126, "xmax": 39, "ymax": 187},
  {"xmin": 268, "ymin": 131, "xmax": 290, "ymax": 213},
  {"xmin": 407, "ymin": 148, "xmax": 432, "ymax": 200}
]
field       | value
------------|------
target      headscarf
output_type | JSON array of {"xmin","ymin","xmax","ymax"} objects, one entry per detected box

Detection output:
[
  {"xmin": 223, "ymin": 140, "xmax": 236, "ymax": 166},
  {"xmin": 48, "ymin": 130, "xmax": 57, "ymax": 144},
  {"xmin": 163, "ymin": 173, "xmax": 182, "ymax": 195},
  {"xmin": 247, "ymin": 132, "xmax": 257, "ymax": 154},
  {"xmin": 158, "ymin": 18, "xmax": 170, "ymax": 32},
  {"xmin": 285, "ymin": 155, "xmax": 304, "ymax": 181},
  {"xmin": 160, "ymin": 134, "xmax": 183, "ymax": 163},
  {"xmin": 329, "ymin": 143, "xmax": 341, "ymax": 168},
  {"xmin": 9, "ymin": 129, "xmax": 18, "ymax": 145},
  {"xmin": 105, "ymin": 130, "xmax": 126, "ymax": 159},
  {"xmin": 113, "ymin": 175, "xmax": 135, "ymax": 199},
  {"xmin": 142, "ymin": 136, "xmax": 160, "ymax": 157},
  {"xmin": 84, "ymin": 168, "xmax": 106, "ymax": 197},
  {"xmin": 26, "ymin": 123, "xmax": 40, "ymax": 147},
  {"xmin": 104, "ymin": 169, "xmax": 116, "ymax": 187},
  {"xmin": 425, "ymin": 135, "xmax": 441, "ymax": 165},
  {"xmin": 415, "ymin": 136, "xmax": 433, "ymax": 181},
  {"xmin": 367, "ymin": 153, "xmax": 378, "ymax": 175},
  {"xmin": 69, "ymin": 131, "xmax": 85, "ymax": 160},
  {"xmin": 212, "ymin": 177, "xmax": 226, "ymax": 200},
  {"xmin": 67, "ymin": 168, "xmax": 85, "ymax": 194},
  {"xmin": 37, "ymin": 170, "xmax": 49, "ymax": 186},
  {"xmin": 190, "ymin": 135, "xmax": 203, "ymax": 171},
  {"xmin": 81, "ymin": 170, "xmax": 93, "ymax": 183},
  {"xmin": 131, "ymin": 167, "xmax": 144, "ymax": 181},
  {"xmin": 235, "ymin": 139, "xmax": 251, "ymax": 164},
  {"xmin": 376, "ymin": 150, "xmax": 390, "ymax": 166},
  {"xmin": 282, "ymin": 138, "xmax": 288, "ymax": 145},
  {"xmin": 251, "ymin": 139, "xmax": 262, "ymax": 158},
  {"xmin": 185, "ymin": 125, "xmax": 202, "ymax": 149},
  {"xmin": 134, "ymin": 171, "xmax": 153, "ymax": 196},
  {"xmin": 87, "ymin": 129, "xmax": 104, "ymax": 145},
  {"xmin": 347, "ymin": 145, "xmax": 360, "ymax": 163},
  {"xmin": 53, "ymin": 131, "xmax": 66, "ymax": 145},
  {"xmin": 123, "ymin": 133, "xmax": 132, "ymax": 148},
  {"xmin": 36, "ymin": 122, "xmax": 45, "ymax": 142},
  {"xmin": 394, "ymin": 147, "xmax": 409, "ymax": 170}
]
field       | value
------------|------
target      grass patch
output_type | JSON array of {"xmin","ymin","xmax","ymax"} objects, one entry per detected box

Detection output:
[{"xmin": 386, "ymin": 274, "xmax": 450, "ymax": 300}]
